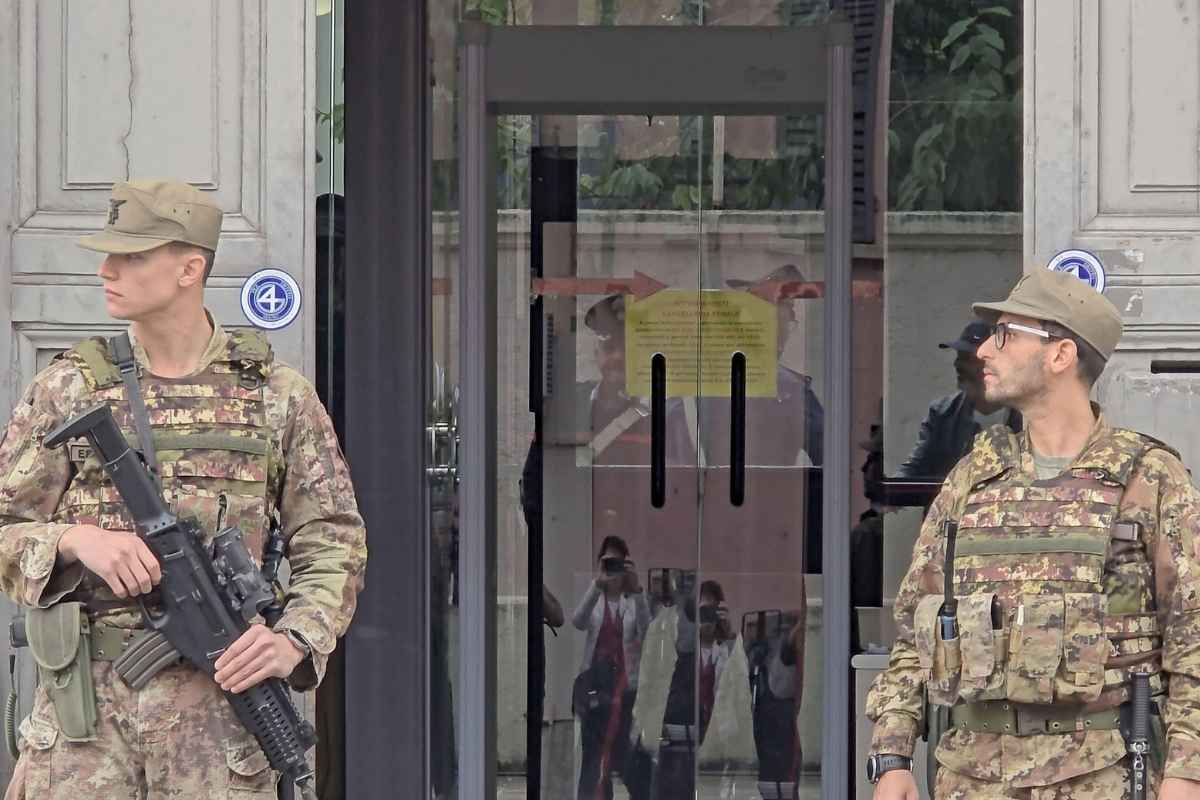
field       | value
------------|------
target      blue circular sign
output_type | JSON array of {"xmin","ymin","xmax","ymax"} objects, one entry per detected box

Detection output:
[
  {"xmin": 1046, "ymin": 249, "xmax": 1106, "ymax": 293},
  {"xmin": 241, "ymin": 268, "xmax": 301, "ymax": 330}
]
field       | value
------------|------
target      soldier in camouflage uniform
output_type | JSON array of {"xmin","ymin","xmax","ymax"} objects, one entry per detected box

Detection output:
[
  {"xmin": 866, "ymin": 268, "xmax": 1200, "ymax": 799},
  {"xmin": 0, "ymin": 180, "xmax": 367, "ymax": 798}
]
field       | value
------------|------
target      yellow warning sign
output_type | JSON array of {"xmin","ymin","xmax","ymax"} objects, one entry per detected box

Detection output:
[{"xmin": 625, "ymin": 290, "xmax": 778, "ymax": 398}]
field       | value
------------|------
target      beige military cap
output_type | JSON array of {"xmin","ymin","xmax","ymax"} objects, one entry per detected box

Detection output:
[
  {"xmin": 78, "ymin": 180, "xmax": 222, "ymax": 254},
  {"xmin": 972, "ymin": 267, "xmax": 1123, "ymax": 361}
]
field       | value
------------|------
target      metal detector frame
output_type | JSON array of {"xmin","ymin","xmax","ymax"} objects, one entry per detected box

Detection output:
[{"xmin": 457, "ymin": 18, "xmax": 856, "ymax": 799}]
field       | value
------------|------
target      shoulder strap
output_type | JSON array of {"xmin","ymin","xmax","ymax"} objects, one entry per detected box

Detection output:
[
  {"xmin": 69, "ymin": 337, "xmax": 122, "ymax": 391},
  {"xmin": 225, "ymin": 329, "xmax": 273, "ymax": 366},
  {"xmin": 961, "ymin": 424, "xmax": 1020, "ymax": 488},
  {"xmin": 1077, "ymin": 428, "xmax": 1178, "ymax": 486},
  {"xmin": 223, "ymin": 329, "xmax": 274, "ymax": 387},
  {"xmin": 108, "ymin": 333, "xmax": 160, "ymax": 486}
]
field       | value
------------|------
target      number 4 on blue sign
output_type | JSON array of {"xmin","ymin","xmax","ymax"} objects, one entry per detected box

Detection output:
[{"xmin": 241, "ymin": 268, "xmax": 302, "ymax": 330}]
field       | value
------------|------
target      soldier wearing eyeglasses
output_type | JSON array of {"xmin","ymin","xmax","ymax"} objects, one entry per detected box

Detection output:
[{"xmin": 866, "ymin": 268, "xmax": 1200, "ymax": 799}]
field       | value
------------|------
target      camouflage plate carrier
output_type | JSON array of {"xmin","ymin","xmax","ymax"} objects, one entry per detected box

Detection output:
[
  {"xmin": 55, "ymin": 331, "xmax": 277, "ymax": 617},
  {"xmin": 917, "ymin": 425, "xmax": 1169, "ymax": 737}
]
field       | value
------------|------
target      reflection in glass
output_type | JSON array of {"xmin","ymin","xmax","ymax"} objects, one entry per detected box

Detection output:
[
  {"xmin": 571, "ymin": 537, "xmax": 653, "ymax": 799},
  {"xmin": 896, "ymin": 320, "xmax": 1022, "ymax": 481}
]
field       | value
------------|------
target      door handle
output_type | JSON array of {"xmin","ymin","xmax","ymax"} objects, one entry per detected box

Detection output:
[
  {"xmin": 730, "ymin": 352, "xmax": 746, "ymax": 506},
  {"xmin": 651, "ymin": 353, "xmax": 666, "ymax": 508}
]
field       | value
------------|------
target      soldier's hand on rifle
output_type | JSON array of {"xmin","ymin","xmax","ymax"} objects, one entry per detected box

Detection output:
[
  {"xmin": 57, "ymin": 524, "xmax": 162, "ymax": 598},
  {"xmin": 873, "ymin": 769, "xmax": 919, "ymax": 800},
  {"xmin": 213, "ymin": 623, "xmax": 306, "ymax": 694}
]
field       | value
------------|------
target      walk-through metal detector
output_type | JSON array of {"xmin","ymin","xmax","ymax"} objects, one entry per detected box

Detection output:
[{"xmin": 456, "ymin": 17, "xmax": 857, "ymax": 799}]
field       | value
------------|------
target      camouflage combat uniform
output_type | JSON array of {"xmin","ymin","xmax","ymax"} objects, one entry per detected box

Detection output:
[
  {"xmin": 0, "ymin": 320, "xmax": 367, "ymax": 798},
  {"xmin": 866, "ymin": 411, "xmax": 1200, "ymax": 797}
]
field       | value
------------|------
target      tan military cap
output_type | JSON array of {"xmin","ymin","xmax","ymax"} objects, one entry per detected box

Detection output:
[
  {"xmin": 78, "ymin": 180, "xmax": 222, "ymax": 254},
  {"xmin": 973, "ymin": 267, "xmax": 1123, "ymax": 360}
]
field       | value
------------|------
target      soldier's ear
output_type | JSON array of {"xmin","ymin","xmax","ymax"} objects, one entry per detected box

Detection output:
[
  {"xmin": 1047, "ymin": 337, "xmax": 1079, "ymax": 377},
  {"xmin": 177, "ymin": 248, "xmax": 207, "ymax": 289}
]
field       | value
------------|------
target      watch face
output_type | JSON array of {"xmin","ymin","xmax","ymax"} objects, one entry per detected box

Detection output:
[{"xmin": 866, "ymin": 756, "xmax": 878, "ymax": 783}]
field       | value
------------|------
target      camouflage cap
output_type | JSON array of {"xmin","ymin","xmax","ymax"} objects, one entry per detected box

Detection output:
[
  {"xmin": 972, "ymin": 268, "xmax": 1123, "ymax": 360},
  {"xmin": 78, "ymin": 180, "xmax": 222, "ymax": 254}
]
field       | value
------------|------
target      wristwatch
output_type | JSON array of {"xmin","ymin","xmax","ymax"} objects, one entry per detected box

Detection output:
[
  {"xmin": 866, "ymin": 754, "xmax": 913, "ymax": 784},
  {"xmin": 281, "ymin": 629, "xmax": 313, "ymax": 660}
]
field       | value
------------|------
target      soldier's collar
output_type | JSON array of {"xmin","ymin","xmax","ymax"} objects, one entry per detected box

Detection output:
[
  {"xmin": 1016, "ymin": 403, "xmax": 1110, "ymax": 469},
  {"xmin": 126, "ymin": 309, "xmax": 228, "ymax": 377}
]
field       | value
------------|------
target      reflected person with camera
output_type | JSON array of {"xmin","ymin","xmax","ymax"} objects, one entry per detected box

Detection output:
[{"xmin": 571, "ymin": 536, "xmax": 651, "ymax": 799}]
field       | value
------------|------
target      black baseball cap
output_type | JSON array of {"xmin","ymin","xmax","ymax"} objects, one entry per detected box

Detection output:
[{"xmin": 939, "ymin": 320, "xmax": 991, "ymax": 353}]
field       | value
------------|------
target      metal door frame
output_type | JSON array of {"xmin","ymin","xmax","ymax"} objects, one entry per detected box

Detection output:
[{"xmin": 457, "ymin": 17, "xmax": 856, "ymax": 800}]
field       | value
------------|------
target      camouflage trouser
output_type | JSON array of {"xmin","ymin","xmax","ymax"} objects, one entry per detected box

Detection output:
[
  {"xmin": 5, "ymin": 659, "xmax": 276, "ymax": 799},
  {"xmin": 935, "ymin": 758, "xmax": 1160, "ymax": 800}
]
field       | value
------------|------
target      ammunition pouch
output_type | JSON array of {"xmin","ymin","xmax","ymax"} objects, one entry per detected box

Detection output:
[
  {"xmin": 916, "ymin": 590, "xmax": 1118, "ymax": 708},
  {"xmin": 24, "ymin": 603, "xmax": 97, "ymax": 742}
]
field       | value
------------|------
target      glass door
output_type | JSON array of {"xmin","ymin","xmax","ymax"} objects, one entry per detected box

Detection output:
[
  {"xmin": 693, "ymin": 113, "xmax": 833, "ymax": 799},
  {"xmin": 446, "ymin": 18, "xmax": 857, "ymax": 800},
  {"xmin": 505, "ymin": 122, "xmax": 839, "ymax": 799},
  {"xmin": 518, "ymin": 119, "xmax": 703, "ymax": 800}
]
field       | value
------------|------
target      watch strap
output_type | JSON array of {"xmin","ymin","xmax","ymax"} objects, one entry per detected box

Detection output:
[
  {"xmin": 870, "ymin": 754, "xmax": 912, "ymax": 783},
  {"xmin": 281, "ymin": 629, "xmax": 313, "ymax": 659}
]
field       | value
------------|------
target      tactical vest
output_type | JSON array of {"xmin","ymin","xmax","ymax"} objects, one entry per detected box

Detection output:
[
  {"xmin": 52, "ymin": 331, "xmax": 277, "ymax": 613},
  {"xmin": 916, "ymin": 425, "xmax": 1168, "ymax": 710}
]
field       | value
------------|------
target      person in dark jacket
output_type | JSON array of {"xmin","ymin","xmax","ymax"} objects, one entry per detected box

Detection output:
[{"xmin": 897, "ymin": 320, "xmax": 1021, "ymax": 479}]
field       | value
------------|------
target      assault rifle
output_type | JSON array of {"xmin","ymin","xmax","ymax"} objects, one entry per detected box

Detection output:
[{"xmin": 45, "ymin": 404, "xmax": 317, "ymax": 800}]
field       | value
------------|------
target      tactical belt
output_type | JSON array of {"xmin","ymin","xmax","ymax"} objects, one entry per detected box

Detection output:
[
  {"xmin": 11, "ymin": 619, "xmax": 181, "ymax": 690},
  {"xmin": 950, "ymin": 700, "xmax": 1123, "ymax": 736}
]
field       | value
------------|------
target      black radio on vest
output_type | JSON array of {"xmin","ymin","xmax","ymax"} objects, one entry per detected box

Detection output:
[{"xmin": 939, "ymin": 521, "xmax": 959, "ymax": 641}]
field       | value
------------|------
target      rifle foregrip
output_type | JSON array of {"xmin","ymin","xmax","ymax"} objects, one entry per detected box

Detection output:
[
  {"xmin": 228, "ymin": 680, "xmax": 316, "ymax": 782},
  {"xmin": 1131, "ymin": 672, "xmax": 1150, "ymax": 742}
]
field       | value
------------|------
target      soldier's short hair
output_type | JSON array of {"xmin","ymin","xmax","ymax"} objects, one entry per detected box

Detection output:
[{"xmin": 1043, "ymin": 320, "xmax": 1106, "ymax": 387}]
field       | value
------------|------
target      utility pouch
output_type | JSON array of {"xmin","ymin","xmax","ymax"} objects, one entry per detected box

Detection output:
[
  {"xmin": 1006, "ymin": 594, "xmax": 1063, "ymax": 705},
  {"xmin": 915, "ymin": 595, "xmax": 960, "ymax": 705},
  {"xmin": 1058, "ymin": 592, "xmax": 1108, "ymax": 703},
  {"xmin": 957, "ymin": 593, "xmax": 1007, "ymax": 702},
  {"xmin": 25, "ymin": 602, "xmax": 97, "ymax": 741}
]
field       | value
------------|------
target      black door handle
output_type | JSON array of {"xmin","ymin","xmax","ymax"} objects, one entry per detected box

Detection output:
[
  {"xmin": 651, "ymin": 353, "xmax": 666, "ymax": 508},
  {"xmin": 730, "ymin": 352, "xmax": 746, "ymax": 506}
]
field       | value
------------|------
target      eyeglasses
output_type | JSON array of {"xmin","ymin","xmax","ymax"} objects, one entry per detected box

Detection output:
[{"xmin": 991, "ymin": 321, "xmax": 1063, "ymax": 350}]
